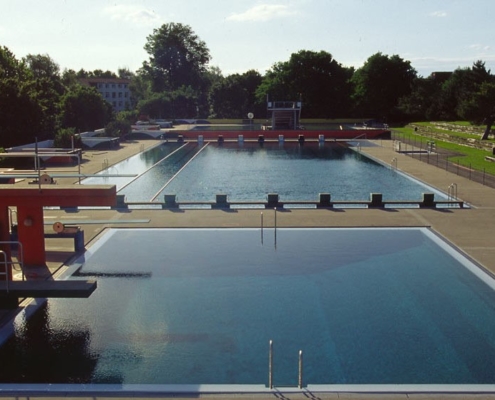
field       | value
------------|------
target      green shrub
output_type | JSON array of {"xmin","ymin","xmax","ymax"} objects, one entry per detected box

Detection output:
[
  {"xmin": 105, "ymin": 120, "xmax": 132, "ymax": 138},
  {"xmin": 54, "ymin": 127, "xmax": 82, "ymax": 148}
]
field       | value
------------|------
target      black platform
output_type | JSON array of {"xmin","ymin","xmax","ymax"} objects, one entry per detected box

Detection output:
[{"xmin": 0, "ymin": 280, "xmax": 97, "ymax": 298}]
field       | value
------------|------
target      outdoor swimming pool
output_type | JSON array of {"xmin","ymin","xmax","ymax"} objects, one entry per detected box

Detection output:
[
  {"xmin": 2, "ymin": 227, "xmax": 495, "ymax": 387},
  {"xmin": 82, "ymin": 142, "xmax": 446, "ymax": 204}
]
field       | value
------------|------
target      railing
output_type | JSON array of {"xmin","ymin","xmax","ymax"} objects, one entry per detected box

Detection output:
[
  {"xmin": 0, "ymin": 241, "xmax": 25, "ymax": 285},
  {"xmin": 448, "ymin": 183, "xmax": 458, "ymax": 205},
  {"xmin": 267, "ymin": 101, "xmax": 301, "ymax": 109},
  {"xmin": 391, "ymin": 157, "xmax": 397, "ymax": 170},
  {"xmin": 0, "ymin": 250, "xmax": 8, "ymax": 293},
  {"xmin": 268, "ymin": 340, "xmax": 304, "ymax": 389},
  {"xmin": 391, "ymin": 131, "xmax": 495, "ymax": 189}
]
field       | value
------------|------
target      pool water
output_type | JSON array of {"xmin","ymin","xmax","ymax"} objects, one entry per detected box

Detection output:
[
  {"xmin": 83, "ymin": 142, "xmax": 445, "ymax": 203},
  {"xmin": 2, "ymin": 228, "xmax": 495, "ymax": 385}
]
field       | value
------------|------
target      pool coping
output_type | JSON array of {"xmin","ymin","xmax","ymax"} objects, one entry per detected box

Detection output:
[{"xmin": 1, "ymin": 383, "xmax": 495, "ymax": 395}]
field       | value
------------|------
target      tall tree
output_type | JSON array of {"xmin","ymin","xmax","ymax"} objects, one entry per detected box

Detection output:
[
  {"xmin": 59, "ymin": 85, "xmax": 112, "ymax": 132},
  {"xmin": 210, "ymin": 70, "xmax": 263, "ymax": 118},
  {"xmin": 0, "ymin": 47, "xmax": 43, "ymax": 147},
  {"xmin": 24, "ymin": 54, "xmax": 64, "ymax": 138},
  {"xmin": 142, "ymin": 23, "xmax": 210, "ymax": 92},
  {"xmin": 351, "ymin": 52, "xmax": 417, "ymax": 120},
  {"xmin": 256, "ymin": 50, "xmax": 353, "ymax": 118}
]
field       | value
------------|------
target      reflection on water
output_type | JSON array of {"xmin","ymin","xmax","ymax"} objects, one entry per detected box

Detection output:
[{"xmin": 0, "ymin": 304, "xmax": 101, "ymax": 383}]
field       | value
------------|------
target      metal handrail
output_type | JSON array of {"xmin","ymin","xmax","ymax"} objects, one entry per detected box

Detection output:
[
  {"xmin": 0, "ymin": 241, "xmax": 25, "ymax": 281},
  {"xmin": 391, "ymin": 157, "xmax": 398, "ymax": 170},
  {"xmin": 448, "ymin": 183, "xmax": 458, "ymax": 207},
  {"xmin": 0, "ymin": 250, "xmax": 8, "ymax": 293}
]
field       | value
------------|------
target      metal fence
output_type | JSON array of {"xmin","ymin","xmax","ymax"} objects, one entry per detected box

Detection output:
[{"xmin": 391, "ymin": 131, "xmax": 495, "ymax": 189}]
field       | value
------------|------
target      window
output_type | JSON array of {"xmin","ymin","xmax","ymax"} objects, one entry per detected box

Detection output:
[{"xmin": 112, "ymin": 92, "xmax": 116, "ymax": 98}]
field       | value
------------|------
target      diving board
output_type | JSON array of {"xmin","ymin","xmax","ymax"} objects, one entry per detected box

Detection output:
[
  {"xmin": 0, "ymin": 173, "xmax": 137, "ymax": 178},
  {"xmin": 0, "ymin": 280, "xmax": 97, "ymax": 298}
]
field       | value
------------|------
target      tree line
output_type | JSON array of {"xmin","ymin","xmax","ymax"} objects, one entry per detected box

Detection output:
[{"xmin": 1, "ymin": 22, "xmax": 495, "ymax": 148}]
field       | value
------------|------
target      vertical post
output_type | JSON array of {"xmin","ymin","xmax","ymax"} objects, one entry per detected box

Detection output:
[
  {"xmin": 269, "ymin": 340, "xmax": 273, "ymax": 389},
  {"xmin": 274, "ymin": 207, "xmax": 277, "ymax": 248},
  {"xmin": 78, "ymin": 153, "xmax": 81, "ymax": 184},
  {"xmin": 298, "ymin": 350, "xmax": 303, "ymax": 389},
  {"xmin": 35, "ymin": 137, "xmax": 41, "ymax": 192},
  {"xmin": 261, "ymin": 212, "xmax": 264, "ymax": 245}
]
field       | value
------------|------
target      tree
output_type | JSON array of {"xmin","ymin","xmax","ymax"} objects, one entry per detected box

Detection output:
[
  {"xmin": 137, "ymin": 92, "xmax": 172, "ymax": 118},
  {"xmin": 59, "ymin": 85, "xmax": 112, "ymax": 132},
  {"xmin": 351, "ymin": 52, "xmax": 417, "ymax": 120},
  {"xmin": 142, "ymin": 23, "xmax": 210, "ymax": 92},
  {"xmin": 105, "ymin": 120, "xmax": 132, "ymax": 138},
  {"xmin": 54, "ymin": 127, "xmax": 81, "ymax": 148},
  {"xmin": 398, "ymin": 76, "xmax": 443, "ymax": 121},
  {"xmin": 256, "ymin": 50, "xmax": 353, "ymax": 118},
  {"xmin": 24, "ymin": 54, "xmax": 65, "ymax": 138},
  {"xmin": 210, "ymin": 70, "xmax": 263, "ymax": 118},
  {"xmin": 0, "ymin": 47, "xmax": 44, "ymax": 148}
]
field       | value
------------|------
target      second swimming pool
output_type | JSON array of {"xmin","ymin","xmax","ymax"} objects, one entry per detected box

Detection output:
[{"xmin": 1, "ymin": 228, "xmax": 495, "ymax": 386}]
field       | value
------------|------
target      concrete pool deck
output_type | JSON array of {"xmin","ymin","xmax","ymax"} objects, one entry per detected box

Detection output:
[{"xmin": 3, "ymin": 138, "xmax": 495, "ymax": 400}]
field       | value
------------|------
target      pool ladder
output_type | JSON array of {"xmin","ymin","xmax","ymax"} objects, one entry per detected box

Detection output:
[
  {"xmin": 0, "ymin": 241, "xmax": 25, "ymax": 292},
  {"xmin": 448, "ymin": 183, "xmax": 458, "ymax": 207},
  {"xmin": 391, "ymin": 157, "xmax": 398, "ymax": 170},
  {"xmin": 268, "ymin": 340, "xmax": 304, "ymax": 389}
]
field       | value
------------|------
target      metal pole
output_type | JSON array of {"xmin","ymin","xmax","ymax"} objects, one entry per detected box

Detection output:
[
  {"xmin": 274, "ymin": 208, "xmax": 277, "ymax": 249},
  {"xmin": 261, "ymin": 212, "xmax": 264, "ymax": 245},
  {"xmin": 298, "ymin": 350, "xmax": 303, "ymax": 389},
  {"xmin": 269, "ymin": 340, "xmax": 273, "ymax": 389},
  {"xmin": 78, "ymin": 153, "xmax": 81, "ymax": 184},
  {"xmin": 35, "ymin": 137, "xmax": 41, "ymax": 192}
]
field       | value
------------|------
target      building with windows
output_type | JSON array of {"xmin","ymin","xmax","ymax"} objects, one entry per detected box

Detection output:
[{"xmin": 79, "ymin": 78, "xmax": 131, "ymax": 112}]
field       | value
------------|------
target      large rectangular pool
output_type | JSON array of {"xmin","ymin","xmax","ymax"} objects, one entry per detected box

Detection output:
[
  {"xmin": 82, "ymin": 142, "xmax": 446, "ymax": 204},
  {"xmin": 1, "ymin": 228, "xmax": 495, "ymax": 387}
]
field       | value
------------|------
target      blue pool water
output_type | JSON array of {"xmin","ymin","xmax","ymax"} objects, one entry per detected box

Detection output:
[
  {"xmin": 82, "ymin": 142, "xmax": 445, "ymax": 203},
  {"xmin": 2, "ymin": 228, "xmax": 495, "ymax": 385}
]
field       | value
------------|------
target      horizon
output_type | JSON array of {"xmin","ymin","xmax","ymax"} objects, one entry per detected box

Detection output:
[{"xmin": 2, "ymin": 0, "xmax": 495, "ymax": 77}]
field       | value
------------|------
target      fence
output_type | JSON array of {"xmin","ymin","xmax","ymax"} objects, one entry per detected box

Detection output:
[{"xmin": 391, "ymin": 131, "xmax": 495, "ymax": 189}]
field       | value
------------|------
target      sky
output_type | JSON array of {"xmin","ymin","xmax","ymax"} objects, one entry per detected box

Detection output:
[{"xmin": 2, "ymin": 0, "xmax": 495, "ymax": 78}]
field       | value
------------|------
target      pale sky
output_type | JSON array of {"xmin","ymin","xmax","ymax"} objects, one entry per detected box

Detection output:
[{"xmin": 2, "ymin": 0, "xmax": 495, "ymax": 78}]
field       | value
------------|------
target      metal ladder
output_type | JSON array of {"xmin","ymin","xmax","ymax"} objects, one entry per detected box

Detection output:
[
  {"xmin": 0, "ymin": 241, "xmax": 25, "ymax": 289},
  {"xmin": 268, "ymin": 340, "xmax": 305, "ymax": 389},
  {"xmin": 448, "ymin": 183, "xmax": 458, "ymax": 207}
]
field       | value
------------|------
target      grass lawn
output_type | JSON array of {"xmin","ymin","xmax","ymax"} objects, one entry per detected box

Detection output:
[{"xmin": 394, "ymin": 123, "xmax": 495, "ymax": 175}]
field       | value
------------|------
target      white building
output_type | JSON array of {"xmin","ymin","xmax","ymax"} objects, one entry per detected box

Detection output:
[{"xmin": 79, "ymin": 78, "xmax": 131, "ymax": 112}]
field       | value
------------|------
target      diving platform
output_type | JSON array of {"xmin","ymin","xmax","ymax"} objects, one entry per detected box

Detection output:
[
  {"xmin": 267, "ymin": 101, "xmax": 302, "ymax": 130},
  {"xmin": 0, "ymin": 279, "xmax": 97, "ymax": 299}
]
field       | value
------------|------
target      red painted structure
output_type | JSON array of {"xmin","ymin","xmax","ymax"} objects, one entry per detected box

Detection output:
[
  {"xmin": 172, "ymin": 129, "xmax": 391, "ymax": 141},
  {"xmin": 0, "ymin": 185, "xmax": 116, "ymax": 273}
]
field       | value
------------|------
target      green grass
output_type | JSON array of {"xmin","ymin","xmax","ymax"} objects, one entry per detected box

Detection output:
[
  {"xmin": 394, "ymin": 125, "xmax": 495, "ymax": 175},
  {"xmin": 410, "ymin": 121, "xmax": 486, "ymax": 140}
]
